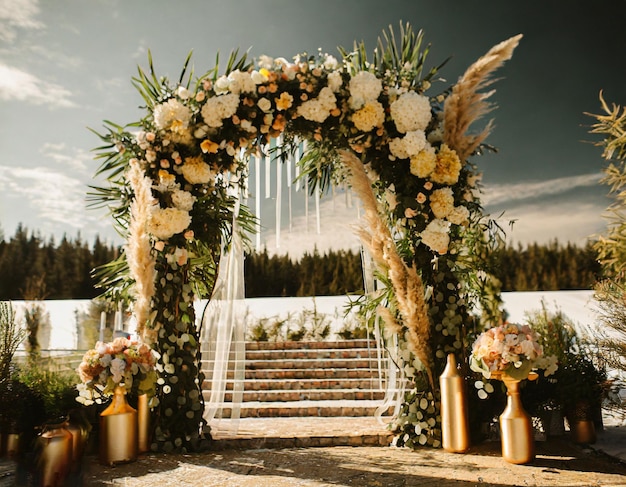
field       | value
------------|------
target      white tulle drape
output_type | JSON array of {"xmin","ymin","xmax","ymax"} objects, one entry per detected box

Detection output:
[
  {"xmin": 199, "ymin": 143, "xmax": 398, "ymax": 430},
  {"xmin": 200, "ymin": 199, "xmax": 247, "ymax": 431},
  {"xmin": 361, "ymin": 245, "xmax": 404, "ymax": 425}
]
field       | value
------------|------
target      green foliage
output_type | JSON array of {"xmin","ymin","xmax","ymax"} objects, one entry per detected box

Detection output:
[
  {"xmin": 0, "ymin": 301, "xmax": 26, "ymax": 382},
  {"xmin": 524, "ymin": 300, "xmax": 577, "ymax": 365},
  {"xmin": 15, "ymin": 365, "xmax": 79, "ymax": 421},
  {"xmin": 0, "ymin": 226, "xmax": 601, "ymax": 302},
  {"xmin": 337, "ymin": 318, "xmax": 369, "ymax": 340},
  {"xmin": 521, "ymin": 301, "xmax": 608, "ymax": 418},
  {"xmin": 245, "ymin": 306, "xmax": 332, "ymax": 342},
  {"xmin": 0, "ymin": 225, "xmax": 120, "ymax": 300},
  {"xmin": 492, "ymin": 240, "xmax": 601, "ymax": 292},
  {"xmin": 587, "ymin": 93, "xmax": 626, "ymax": 414},
  {"xmin": 556, "ymin": 354, "xmax": 607, "ymax": 419}
]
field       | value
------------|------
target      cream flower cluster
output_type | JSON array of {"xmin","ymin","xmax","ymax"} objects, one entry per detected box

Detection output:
[
  {"xmin": 348, "ymin": 71, "xmax": 382, "ymax": 109},
  {"xmin": 215, "ymin": 69, "xmax": 257, "ymax": 95},
  {"xmin": 148, "ymin": 207, "xmax": 192, "ymax": 240},
  {"xmin": 200, "ymin": 93, "xmax": 240, "ymax": 128},
  {"xmin": 352, "ymin": 100, "xmax": 385, "ymax": 132},
  {"xmin": 420, "ymin": 219, "xmax": 451, "ymax": 255},
  {"xmin": 153, "ymin": 99, "xmax": 192, "ymax": 133},
  {"xmin": 390, "ymin": 91, "xmax": 432, "ymax": 133},
  {"xmin": 181, "ymin": 156, "xmax": 215, "ymax": 185},
  {"xmin": 297, "ymin": 86, "xmax": 337, "ymax": 123},
  {"xmin": 388, "ymin": 130, "xmax": 428, "ymax": 159},
  {"xmin": 171, "ymin": 189, "xmax": 196, "ymax": 211}
]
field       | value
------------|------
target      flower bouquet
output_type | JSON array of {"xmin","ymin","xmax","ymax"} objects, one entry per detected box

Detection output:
[
  {"xmin": 470, "ymin": 323, "xmax": 557, "ymax": 381},
  {"xmin": 76, "ymin": 337, "xmax": 157, "ymax": 405}
]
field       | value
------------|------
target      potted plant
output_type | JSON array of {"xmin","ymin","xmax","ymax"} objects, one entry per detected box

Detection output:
[
  {"xmin": 520, "ymin": 302, "xmax": 578, "ymax": 438},
  {"xmin": 556, "ymin": 353, "xmax": 607, "ymax": 444}
]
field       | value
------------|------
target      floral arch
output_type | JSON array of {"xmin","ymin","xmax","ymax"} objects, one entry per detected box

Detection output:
[{"xmin": 91, "ymin": 24, "xmax": 521, "ymax": 452}]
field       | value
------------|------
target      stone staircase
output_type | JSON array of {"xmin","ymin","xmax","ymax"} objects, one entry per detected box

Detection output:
[{"xmin": 201, "ymin": 339, "xmax": 392, "ymax": 419}]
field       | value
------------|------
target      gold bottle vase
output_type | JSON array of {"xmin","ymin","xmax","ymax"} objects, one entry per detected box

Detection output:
[
  {"xmin": 439, "ymin": 353, "xmax": 470, "ymax": 453},
  {"xmin": 498, "ymin": 375, "xmax": 535, "ymax": 464},
  {"xmin": 569, "ymin": 419, "xmax": 597, "ymax": 444},
  {"xmin": 137, "ymin": 393, "xmax": 151, "ymax": 453},
  {"xmin": 99, "ymin": 385, "xmax": 138, "ymax": 465},
  {"xmin": 1, "ymin": 432, "xmax": 20, "ymax": 459},
  {"xmin": 36, "ymin": 420, "xmax": 73, "ymax": 487}
]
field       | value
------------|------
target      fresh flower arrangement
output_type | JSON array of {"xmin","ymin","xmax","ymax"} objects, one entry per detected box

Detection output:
[
  {"xmin": 470, "ymin": 323, "xmax": 558, "ymax": 381},
  {"xmin": 76, "ymin": 337, "xmax": 157, "ymax": 405}
]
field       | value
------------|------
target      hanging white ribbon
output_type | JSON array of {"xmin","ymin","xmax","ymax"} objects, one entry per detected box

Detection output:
[
  {"xmin": 254, "ymin": 153, "xmax": 261, "ymax": 252},
  {"xmin": 275, "ymin": 136, "xmax": 282, "ymax": 249}
]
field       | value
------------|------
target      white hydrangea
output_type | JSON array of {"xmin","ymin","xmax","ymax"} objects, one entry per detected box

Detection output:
[
  {"xmin": 227, "ymin": 69, "xmax": 256, "ymax": 94},
  {"xmin": 181, "ymin": 157, "xmax": 215, "ymax": 185},
  {"xmin": 257, "ymin": 55, "xmax": 273, "ymax": 70},
  {"xmin": 447, "ymin": 205, "xmax": 470, "ymax": 226},
  {"xmin": 352, "ymin": 100, "xmax": 385, "ymax": 132},
  {"xmin": 214, "ymin": 75, "xmax": 230, "ymax": 95},
  {"xmin": 148, "ymin": 207, "xmax": 191, "ymax": 240},
  {"xmin": 388, "ymin": 130, "xmax": 427, "ymax": 159},
  {"xmin": 251, "ymin": 70, "xmax": 268, "ymax": 84},
  {"xmin": 421, "ymin": 218, "xmax": 451, "ymax": 255},
  {"xmin": 390, "ymin": 91, "xmax": 432, "ymax": 133},
  {"xmin": 323, "ymin": 54, "xmax": 339, "ymax": 70},
  {"xmin": 348, "ymin": 71, "xmax": 382, "ymax": 109},
  {"xmin": 297, "ymin": 86, "xmax": 337, "ymax": 123},
  {"xmin": 429, "ymin": 187, "xmax": 455, "ymax": 219},
  {"xmin": 171, "ymin": 189, "xmax": 196, "ymax": 211},
  {"xmin": 327, "ymin": 71, "xmax": 343, "ymax": 92},
  {"xmin": 153, "ymin": 99, "xmax": 192, "ymax": 133},
  {"xmin": 201, "ymin": 93, "xmax": 240, "ymax": 128}
]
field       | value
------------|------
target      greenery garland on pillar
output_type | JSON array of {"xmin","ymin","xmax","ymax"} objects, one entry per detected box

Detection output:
[{"xmin": 89, "ymin": 23, "xmax": 519, "ymax": 451}]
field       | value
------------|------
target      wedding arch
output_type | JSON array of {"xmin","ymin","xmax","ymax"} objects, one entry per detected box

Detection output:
[{"xmin": 91, "ymin": 23, "xmax": 521, "ymax": 452}]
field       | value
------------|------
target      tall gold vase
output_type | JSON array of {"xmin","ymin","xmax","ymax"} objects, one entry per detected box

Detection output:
[
  {"xmin": 499, "ymin": 375, "xmax": 534, "ymax": 464},
  {"xmin": 36, "ymin": 419, "xmax": 73, "ymax": 487},
  {"xmin": 137, "ymin": 394, "xmax": 151, "ymax": 453},
  {"xmin": 99, "ymin": 385, "xmax": 137, "ymax": 465},
  {"xmin": 440, "ymin": 353, "xmax": 470, "ymax": 453}
]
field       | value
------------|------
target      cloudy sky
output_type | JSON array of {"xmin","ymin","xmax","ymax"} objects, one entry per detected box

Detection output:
[{"xmin": 1, "ymin": 0, "xmax": 625, "ymax": 257}]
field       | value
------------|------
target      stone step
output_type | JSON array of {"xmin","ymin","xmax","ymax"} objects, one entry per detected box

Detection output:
[
  {"xmin": 244, "ymin": 347, "xmax": 379, "ymax": 360},
  {"xmin": 204, "ymin": 377, "xmax": 382, "ymax": 391},
  {"xmin": 219, "ymin": 389, "xmax": 386, "ymax": 402},
  {"xmin": 245, "ymin": 340, "xmax": 377, "ymax": 351},
  {"xmin": 246, "ymin": 357, "xmax": 377, "ymax": 370},
  {"xmin": 208, "ymin": 399, "xmax": 394, "ymax": 418},
  {"xmin": 240, "ymin": 367, "xmax": 380, "ymax": 380},
  {"xmin": 201, "ymin": 352, "xmax": 378, "ymax": 369},
  {"xmin": 208, "ymin": 417, "xmax": 394, "ymax": 449}
]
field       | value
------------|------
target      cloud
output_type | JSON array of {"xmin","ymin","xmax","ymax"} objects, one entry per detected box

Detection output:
[
  {"xmin": 0, "ymin": 165, "xmax": 89, "ymax": 230},
  {"xmin": 0, "ymin": 0, "xmax": 43, "ymax": 42},
  {"xmin": 482, "ymin": 173, "xmax": 602, "ymax": 206},
  {"xmin": 0, "ymin": 63, "xmax": 75, "ymax": 107},
  {"xmin": 40, "ymin": 143, "xmax": 91, "ymax": 172},
  {"xmin": 490, "ymin": 199, "xmax": 606, "ymax": 246}
]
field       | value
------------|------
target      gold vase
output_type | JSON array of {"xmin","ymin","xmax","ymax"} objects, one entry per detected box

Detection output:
[
  {"xmin": 36, "ymin": 419, "xmax": 73, "ymax": 487},
  {"xmin": 440, "ymin": 353, "xmax": 470, "ymax": 453},
  {"xmin": 137, "ymin": 393, "xmax": 151, "ymax": 453},
  {"xmin": 569, "ymin": 419, "xmax": 597, "ymax": 444},
  {"xmin": 66, "ymin": 415, "xmax": 89, "ymax": 467},
  {"xmin": 499, "ymin": 374, "xmax": 534, "ymax": 464},
  {"xmin": 99, "ymin": 385, "xmax": 137, "ymax": 465},
  {"xmin": 5, "ymin": 433, "xmax": 20, "ymax": 459}
]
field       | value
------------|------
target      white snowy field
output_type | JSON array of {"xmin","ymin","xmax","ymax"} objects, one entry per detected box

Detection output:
[{"xmin": 7, "ymin": 290, "xmax": 602, "ymax": 351}]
